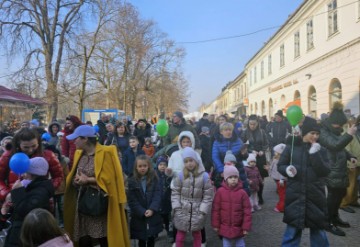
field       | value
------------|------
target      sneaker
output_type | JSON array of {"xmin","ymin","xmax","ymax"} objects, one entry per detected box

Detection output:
[
  {"xmin": 254, "ymin": 205, "xmax": 262, "ymax": 211},
  {"xmin": 326, "ymin": 224, "xmax": 346, "ymax": 236},
  {"xmin": 273, "ymin": 207, "xmax": 281, "ymax": 213}
]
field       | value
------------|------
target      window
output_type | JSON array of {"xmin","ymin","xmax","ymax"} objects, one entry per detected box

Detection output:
[
  {"xmin": 249, "ymin": 70, "xmax": 252, "ymax": 86},
  {"xmin": 280, "ymin": 44, "xmax": 285, "ymax": 67},
  {"xmin": 308, "ymin": 86, "xmax": 317, "ymax": 118},
  {"xmin": 294, "ymin": 31, "xmax": 300, "ymax": 58},
  {"xmin": 328, "ymin": 0, "xmax": 338, "ymax": 36},
  {"xmin": 307, "ymin": 19, "xmax": 314, "ymax": 50},
  {"xmin": 254, "ymin": 66, "xmax": 257, "ymax": 83},
  {"xmin": 261, "ymin": 60, "xmax": 264, "ymax": 79},
  {"xmin": 329, "ymin": 78, "xmax": 342, "ymax": 107},
  {"xmin": 268, "ymin": 54, "xmax": 272, "ymax": 75}
]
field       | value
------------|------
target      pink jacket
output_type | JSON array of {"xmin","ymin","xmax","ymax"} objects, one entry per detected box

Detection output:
[
  {"xmin": 244, "ymin": 165, "xmax": 263, "ymax": 192},
  {"xmin": 211, "ymin": 181, "xmax": 251, "ymax": 239},
  {"xmin": 38, "ymin": 235, "xmax": 73, "ymax": 247}
]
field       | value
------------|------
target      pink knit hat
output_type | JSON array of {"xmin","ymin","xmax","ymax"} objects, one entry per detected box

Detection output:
[{"xmin": 224, "ymin": 165, "xmax": 239, "ymax": 181}]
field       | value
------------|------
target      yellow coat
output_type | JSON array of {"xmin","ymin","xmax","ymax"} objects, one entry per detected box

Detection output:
[{"xmin": 64, "ymin": 144, "xmax": 130, "ymax": 247}]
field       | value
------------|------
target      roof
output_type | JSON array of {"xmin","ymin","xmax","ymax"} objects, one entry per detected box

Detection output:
[{"xmin": 0, "ymin": 85, "xmax": 45, "ymax": 105}]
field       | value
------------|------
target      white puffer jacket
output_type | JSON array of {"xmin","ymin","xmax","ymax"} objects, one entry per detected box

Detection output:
[{"xmin": 171, "ymin": 164, "xmax": 213, "ymax": 232}]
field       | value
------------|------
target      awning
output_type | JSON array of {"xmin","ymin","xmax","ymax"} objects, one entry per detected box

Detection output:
[{"xmin": 283, "ymin": 99, "xmax": 301, "ymax": 112}]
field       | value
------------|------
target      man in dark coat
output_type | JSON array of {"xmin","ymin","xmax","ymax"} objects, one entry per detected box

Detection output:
[
  {"xmin": 319, "ymin": 102, "xmax": 357, "ymax": 236},
  {"xmin": 278, "ymin": 117, "xmax": 330, "ymax": 246},
  {"xmin": 97, "ymin": 114, "xmax": 109, "ymax": 145},
  {"xmin": 195, "ymin": 113, "xmax": 210, "ymax": 135},
  {"xmin": 266, "ymin": 110, "xmax": 291, "ymax": 154}
]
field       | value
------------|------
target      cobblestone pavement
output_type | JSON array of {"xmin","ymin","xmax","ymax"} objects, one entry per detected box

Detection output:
[{"xmin": 151, "ymin": 178, "xmax": 360, "ymax": 247}]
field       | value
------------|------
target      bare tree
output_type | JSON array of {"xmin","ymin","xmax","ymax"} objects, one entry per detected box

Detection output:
[{"xmin": 0, "ymin": 0, "xmax": 87, "ymax": 121}]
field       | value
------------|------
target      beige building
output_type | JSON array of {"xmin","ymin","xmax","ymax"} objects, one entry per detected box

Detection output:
[{"xmin": 203, "ymin": 0, "xmax": 360, "ymax": 118}]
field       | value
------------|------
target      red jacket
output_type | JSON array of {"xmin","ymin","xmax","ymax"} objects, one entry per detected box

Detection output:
[
  {"xmin": 211, "ymin": 181, "xmax": 252, "ymax": 239},
  {"xmin": 61, "ymin": 131, "xmax": 76, "ymax": 171},
  {"xmin": 0, "ymin": 150, "xmax": 64, "ymax": 201}
]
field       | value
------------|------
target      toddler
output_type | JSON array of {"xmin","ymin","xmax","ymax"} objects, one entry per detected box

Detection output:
[{"xmin": 244, "ymin": 154, "xmax": 263, "ymax": 212}]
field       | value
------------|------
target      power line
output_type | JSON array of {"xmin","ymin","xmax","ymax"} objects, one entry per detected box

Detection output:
[{"xmin": 176, "ymin": 0, "xmax": 358, "ymax": 44}]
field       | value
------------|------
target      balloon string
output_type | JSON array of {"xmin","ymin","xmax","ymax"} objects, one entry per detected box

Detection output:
[{"xmin": 290, "ymin": 127, "xmax": 295, "ymax": 166}]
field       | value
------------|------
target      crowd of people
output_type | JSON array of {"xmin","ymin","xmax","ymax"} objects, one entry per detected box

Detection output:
[{"xmin": 0, "ymin": 100, "xmax": 359, "ymax": 247}]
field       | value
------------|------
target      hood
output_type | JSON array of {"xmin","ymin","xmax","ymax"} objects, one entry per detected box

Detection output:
[
  {"xmin": 48, "ymin": 121, "xmax": 61, "ymax": 135},
  {"xmin": 177, "ymin": 131, "xmax": 195, "ymax": 150},
  {"xmin": 134, "ymin": 122, "xmax": 152, "ymax": 129},
  {"xmin": 38, "ymin": 235, "xmax": 73, "ymax": 247}
]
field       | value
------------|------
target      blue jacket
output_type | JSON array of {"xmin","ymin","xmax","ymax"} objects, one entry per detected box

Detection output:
[
  {"xmin": 122, "ymin": 146, "xmax": 145, "ymax": 176},
  {"xmin": 212, "ymin": 135, "xmax": 244, "ymax": 173}
]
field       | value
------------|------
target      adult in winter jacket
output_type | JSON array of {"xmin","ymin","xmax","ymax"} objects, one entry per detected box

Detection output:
[
  {"xmin": 318, "ymin": 102, "xmax": 357, "ymax": 236},
  {"xmin": 278, "ymin": 116, "xmax": 330, "ymax": 246},
  {"xmin": 133, "ymin": 119, "xmax": 152, "ymax": 148},
  {"xmin": 48, "ymin": 121, "xmax": 62, "ymax": 149},
  {"xmin": 164, "ymin": 111, "xmax": 200, "ymax": 149},
  {"xmin": 241, "ymin": 114, "xmax": 269, "ymax": 204},
  {"xmin": 63, "ymin": 125, "xmax": 130, "ymax": 247},
  {"xmin": 0, "ymin": 128, "xmax": 63, "ymax": 202},
  {"xmin": 104, "ymin": 122, "xmax": 131, "ymax": 159},
  {"xmin": 266, "ymin": 110, "xmax": 291, "ymax": 152},
  {"xmin": 61, "ymin": 115, "xmax": 83, "ymax": 170}
]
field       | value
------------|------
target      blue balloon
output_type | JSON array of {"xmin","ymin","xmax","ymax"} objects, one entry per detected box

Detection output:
[
  {"xmin": 9, "ymin": 152, "xmax": 30, "ymax": 174},
  {"xmin": 41, "ymin": 132, "xmax": 51, "ymax": 142},
  {"xmin": 94, "ymin": 125, "xmax": 100, "ymax": 133}
]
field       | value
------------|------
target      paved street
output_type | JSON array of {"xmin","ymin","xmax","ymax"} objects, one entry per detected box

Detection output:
[{"xmin": 152, "ymin": 178, "xmax": 360, "ymax": 247}]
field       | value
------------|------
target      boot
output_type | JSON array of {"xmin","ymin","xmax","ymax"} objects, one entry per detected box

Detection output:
[{"xmin": 333, "ymin": 216, "xmax": 350, "ymax": 228}]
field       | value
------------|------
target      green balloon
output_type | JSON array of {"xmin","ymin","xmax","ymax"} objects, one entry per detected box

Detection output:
[
  {"xmin": 156, "ymin": 119, "xmax": 169, "ymax": 137},
  {"xmin": 286, "ymin": 105, "xmax": 303, "ymax": 126}
]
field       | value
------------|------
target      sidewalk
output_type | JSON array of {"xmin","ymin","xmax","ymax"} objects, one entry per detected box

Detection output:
[{"xmin": 154, "ymin": 178, "xmax": 360, "ymax": 246}]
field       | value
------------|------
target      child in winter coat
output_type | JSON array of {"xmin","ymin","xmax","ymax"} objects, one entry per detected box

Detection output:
[
  {"xmin": 155, "ymin": 155, "xmax": 173, "ymax": 241},
  {"xmin": 2, "ymin": 157, "xmax": 55, "ymax": 247},
  {"xmin": 244, "ymin": 154, "xmax": 263, "ymax": 212},
  {"xmin": 199, "ymin": 126, "xmax": 212, "ymax": 173},
  {"xmin": 212, "ymin": 165, "xmax": 252, "ymax": 247},
  {"xmin": 20, "ymin": 208, "xmax": 73, "ymax": 247},
  {"xmin": 127, "ymin": 155, "xmax": 163, "ymax": 247},
  {"xmin": 122, "ymin": 136, "xmax": 146, "ymax": 177},
  {"xmin": 171, "ymin": 147, "xmax": 213, "ymax": 247},
  {"xmin": 268, "ymin": 143, "xmax": 287, "ymax": 213},
  {"xmin": 142, "ymin": 137, "xmax": 155, "ymax": 158}
]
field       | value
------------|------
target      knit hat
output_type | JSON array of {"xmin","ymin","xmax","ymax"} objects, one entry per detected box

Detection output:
[
  {"xmin": 301, "ymin": 116, "xmax": 320, "ymax": 136},
  {"xmin": 328, "ymin": 101, "xmax": 347, "ymax": 126},
  {"xmin": 181, "ymin": 147, "xmax": 199, "ymax": 163},
  {"xmin": 28, "ymin": 157, "xmax": 49, "ymax": 176},
  {"xmin": 30, "ymin": 119, "xmax": 40, "ymax": 127},
  {"xmin": 156, "ymin": 155, "xmax": 168, "ymax": 166},
  {"xmin": 273, "ymin": 143, "xmax": 286, "ymax": 154},
  {"xmin": 275, "ymin": 110, "xmax": 284, "ymax": 118},
  {"xmin": 247, "ymin": 153, "xmax": 257, "ymax": 163},
  {"xmin": 224, "ymin": 165, "xmax": 239, "ymax": 181},
  {"xmin": 201, "ymin": 126, "xmax": 210, "ymax": 133},
  {"xmin": 173, "ymin": 111, "xmax": 183, "ymax": 119},
  {"xmin": 224, "ymin": 150, "xmax": 237, "ymax": 164}
]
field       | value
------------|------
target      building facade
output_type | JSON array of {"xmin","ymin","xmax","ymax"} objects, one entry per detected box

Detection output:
[{"xmin": 202, "ymin": 0, "xmax": 360, "ymax": 119}]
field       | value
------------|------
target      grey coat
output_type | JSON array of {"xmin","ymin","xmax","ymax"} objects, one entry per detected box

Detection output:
[{"xmin": 171, "ymin": 165, "xmax": 213, "ymax": 232}]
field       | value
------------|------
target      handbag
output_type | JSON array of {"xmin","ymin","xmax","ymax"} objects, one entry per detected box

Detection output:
[{"xmin": 78, "ymin": 186, "xmax": 108, "ymax": 216}]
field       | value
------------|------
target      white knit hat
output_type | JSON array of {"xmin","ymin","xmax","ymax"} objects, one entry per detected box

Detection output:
[
  {"xmin": 247, "ymin": 153, "xmax": 257, "ymax": 163},
  {"xmin": 273, "ymin": 144, "xmax": 286, "ymax": 154},
  {"xmin": 28, "ymin": 157, "xmax": 49, "ymax": 176},
  {"xmin": 181, "ymin": 147, "xmax": 199, "ymax": 163}
]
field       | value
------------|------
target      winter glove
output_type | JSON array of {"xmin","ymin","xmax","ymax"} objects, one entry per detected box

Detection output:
[
  {"xmin": 309, "ymin": 143, "xmax": 321, "ymax": 154},
  {"xmin": 286, "ymin": 165, "xmax": 297, "ymax": 177}
]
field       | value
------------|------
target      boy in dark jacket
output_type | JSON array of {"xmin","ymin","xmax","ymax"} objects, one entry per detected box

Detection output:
[
  {"xmin": 155, "ymin": 155, "xmax": 173, "ymax": 241},
  {"xmin": 278, "ymin": 117, "xmax": 331, "ymax": 246},
  {"xmin": 122, "ymin": 136, "xmax": 146, "ymax": 177}
]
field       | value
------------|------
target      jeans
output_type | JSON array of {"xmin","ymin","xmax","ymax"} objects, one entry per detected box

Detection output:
[
  {"xmin": 223, "ymin": 237, "xmax": 245, "ymax": 247},
  {"xmin": 281, "ymin": 225, "xmax": 329, "ymax": 247}
]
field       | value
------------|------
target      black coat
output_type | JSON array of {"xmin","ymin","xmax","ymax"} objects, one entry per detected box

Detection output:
[
  {"xmin": 266, "ymin": 120, "xmax": 291, "ymax": 147},
  {"xmin": 156, "ymin": 170, "xmax": 172, "ymax": 214},
  {"xmin": 5, "ymin": 177, "xmax": 54, "ymax": 247},
  {"xmin": 277, "ymin": 138, "xmax": 330, "ymax": 230},
  {"xmin": 127, "ymin": 176, "xmax": 163, "ymax": 240},
  {"xmin": 133, "ymin": 123, "xmax": 152, "ymax": 148},
  {"xmin": 319, "ymin": 120, "xmax": 354, "ymax": 188}
]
